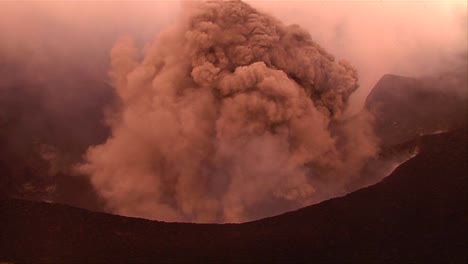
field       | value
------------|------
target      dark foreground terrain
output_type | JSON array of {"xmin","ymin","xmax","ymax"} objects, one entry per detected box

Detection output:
[{"xmin": 1, "ymin": 128, "xmax": 467, "ymax": 263}]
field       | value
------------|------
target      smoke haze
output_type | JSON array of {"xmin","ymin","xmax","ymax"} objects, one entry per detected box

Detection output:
[
  {"xmin": 0, "ymin": 1, "xmax": 179, "ymax": 209},
  {"xmin": 0, "ymin": 0, "xmax": 466, "ymax": 222}
]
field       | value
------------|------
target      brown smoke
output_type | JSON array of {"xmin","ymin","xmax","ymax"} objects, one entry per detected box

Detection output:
[{"xmin": 79, "ymin": 0, "xmax": 379, "ymax": 223}]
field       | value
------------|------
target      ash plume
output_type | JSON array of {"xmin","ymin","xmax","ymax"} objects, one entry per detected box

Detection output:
[{"xmin": 79, "ymin": 0, "xmax": 378, "ymax": 223}]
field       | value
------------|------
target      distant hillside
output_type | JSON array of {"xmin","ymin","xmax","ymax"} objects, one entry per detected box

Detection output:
[
  {"xmin": 1, "ymin": 128, "xmax": 466, "ymax": 263},
  {"xmin": 365, "ymin": 74, "xmax": 467, "ymax": 147}
]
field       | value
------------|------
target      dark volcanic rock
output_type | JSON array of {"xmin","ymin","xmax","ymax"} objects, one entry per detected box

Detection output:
[
  {"xmin": 366, "ymin": 74, "xmax": 467, "ymax": 147},
  {"xmin": 1, "ymin": 128, "xmax": 467, "ymax": 263}
]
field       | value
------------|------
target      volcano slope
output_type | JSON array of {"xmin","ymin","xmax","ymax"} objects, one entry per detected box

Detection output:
[
  {"xmin": 366, "ymin": 74, "xmax": 467, "ymax": 147},
  {"xmin": 1, "ymin": 127, "xmax": 466, "ymax": 263}
]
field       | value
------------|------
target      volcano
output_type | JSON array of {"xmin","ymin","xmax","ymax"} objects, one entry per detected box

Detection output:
[
  {"xmin": 1, "ymin": 126, "xmax": 466, "ymax": 263},
  {"xmin": 0, "ymin": 0, "xmax": 467, "ymax": 262}
]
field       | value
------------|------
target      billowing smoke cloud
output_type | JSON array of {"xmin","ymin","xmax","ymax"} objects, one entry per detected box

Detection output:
[{"xmin": 78, "ymin": 0, "xmax": 378, "ymax": 223}]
